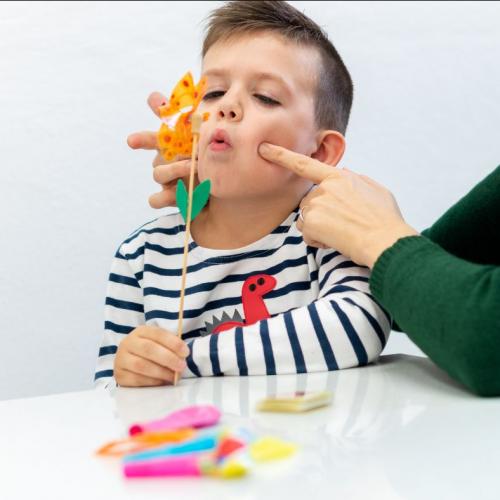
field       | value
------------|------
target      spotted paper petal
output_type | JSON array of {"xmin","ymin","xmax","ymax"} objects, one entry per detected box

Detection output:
[{"xmin": 157, "ymin": 72, "xmax": 207, "ymax": 162}]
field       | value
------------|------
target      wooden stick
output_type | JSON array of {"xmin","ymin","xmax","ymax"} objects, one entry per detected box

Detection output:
[{"xmin": 173, "ymin": 113, "xmax": 202, "ymax": 386}]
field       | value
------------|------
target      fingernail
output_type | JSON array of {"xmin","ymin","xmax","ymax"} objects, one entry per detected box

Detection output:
[
  {"xmin": 259, "ymin": 143, "xmax": 271, "ymax": 155},
  {"xmin": 182, "ymin": 346, "xmax": 190, "ymax": 358},
  {"xmin": 177, "ymin": 360, "xmax": 187, "ymax": 371}
]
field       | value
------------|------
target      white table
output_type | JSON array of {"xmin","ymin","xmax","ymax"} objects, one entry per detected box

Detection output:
[{"xmin": 1, "ymin": 354, "xmax": 499, "ymax": 500}]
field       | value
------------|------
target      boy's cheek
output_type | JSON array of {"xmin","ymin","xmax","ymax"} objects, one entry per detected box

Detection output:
[{"xmin": 256, "ymin": 119, "xmax": 313, "ymax": 157}]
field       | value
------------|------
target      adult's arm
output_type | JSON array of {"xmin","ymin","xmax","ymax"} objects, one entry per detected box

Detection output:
[
  {"xmin": 370, "ymin": 166, "xmax": 500, "ymax": 396},
  {"xmin": 422, "ymin": 166, "xmax": 500, "ymax": 265},
  {"xmin": 258, "ymin": 143, "xmax": 500, "ymax": 396}
]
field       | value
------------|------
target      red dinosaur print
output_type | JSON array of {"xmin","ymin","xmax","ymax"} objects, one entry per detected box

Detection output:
[{"xmin": 209, "ymin": 274, "xmax": 277, "ymax": 334}]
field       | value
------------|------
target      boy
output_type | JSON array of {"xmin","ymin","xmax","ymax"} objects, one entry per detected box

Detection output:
[{"xmin": 95, "ymin": 1, "xmax": 391, "ymax": 389}]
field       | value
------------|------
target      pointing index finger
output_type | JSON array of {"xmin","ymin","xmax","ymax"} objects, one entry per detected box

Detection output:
[{"xmin": 258, "ymin": 143, "xmax": 339, "ymax": 184}]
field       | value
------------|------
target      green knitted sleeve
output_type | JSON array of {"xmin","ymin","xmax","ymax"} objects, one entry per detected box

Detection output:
[
  {"xmin": 370, "ymin": 166, "xmax": 500, "ymax": 395},
  {"xmin": 422, "ymin": 166, "xmax": 500, "ymax": 265},
  {"xmin": 370, "ymin": 236, "xmax": 500, "ymax": 396}
]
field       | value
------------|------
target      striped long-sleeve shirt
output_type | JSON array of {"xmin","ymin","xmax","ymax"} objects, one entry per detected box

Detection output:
[{"xmin": 94, "ymin": 209, "xmax": 391, "ymax": 389}]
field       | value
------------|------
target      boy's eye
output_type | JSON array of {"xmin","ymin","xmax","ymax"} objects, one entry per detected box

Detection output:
[
  {"xmin": 255, "ymin": 94, "xmax": 280, "ymax": 106},
  {"xmin": 202, "ymin": 91, "xmax": 280, "ymax": 106},
  {"xmin": 202, "ymin": 90, "xmax": 225, "ymax": 100}
]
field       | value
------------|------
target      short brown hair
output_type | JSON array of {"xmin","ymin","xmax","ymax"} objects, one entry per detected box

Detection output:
[{"xmin": 202, "ymin": 1, "xmax": 353, "ymax": 134}]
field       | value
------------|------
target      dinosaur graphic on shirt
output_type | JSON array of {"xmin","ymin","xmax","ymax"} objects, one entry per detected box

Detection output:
[{"xmin": 201, "ymin": 274, "xmax": 277, "ymax": 336}]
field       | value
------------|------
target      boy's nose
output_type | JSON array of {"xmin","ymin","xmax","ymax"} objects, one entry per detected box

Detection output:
[{"xmin": 217, "ymin": 102, "xmax": 242, "ymax": 122}]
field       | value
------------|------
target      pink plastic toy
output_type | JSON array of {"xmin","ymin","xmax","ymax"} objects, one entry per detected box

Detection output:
[
  {"xmin": 124, "ymin": 454, "xmax": 209, "ymax": 478},
  {"xmin": 129, "ymin": 405, "xmax": 221, "ymax": 436}
]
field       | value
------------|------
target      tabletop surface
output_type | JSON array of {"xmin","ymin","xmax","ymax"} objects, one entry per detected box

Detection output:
[{"xmin": 1, "ymin": 354, "xmax": 499, "ymax": 500}]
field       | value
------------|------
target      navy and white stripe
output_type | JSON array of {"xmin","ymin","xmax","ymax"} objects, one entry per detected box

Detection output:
[{"xmin": 94, "ymin": 210, "xmax": 391, "ymax": 388}]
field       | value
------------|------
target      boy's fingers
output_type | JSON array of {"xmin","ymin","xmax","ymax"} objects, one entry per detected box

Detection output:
[
  {"xmin": 139, "ymin": 327, "xmax": 190, "ymax": 358},
  {"xmin": 153, "ymin": 160, "xmax": 191, "ymax": 185},
  {"xmin": 258, "ymin": 143, "xmax": 340, "ymax": 184},
  {"xmin": 129, "ymin": 338, "xmax": 187, "ymax": 373},
  {"xmin": 147, "ymin": 91, "xmax": 168, "ymax": 118},
  {"xmin": 127, "ymin": 131, "xmax": 158, "ymax": 150},
  {"xmin": 124, "ymin": 352, "xmax": 177, "ymax": 382},
  {"xmin": 116, "ymin": 367, "xmax": 170, "ymax": 387}
]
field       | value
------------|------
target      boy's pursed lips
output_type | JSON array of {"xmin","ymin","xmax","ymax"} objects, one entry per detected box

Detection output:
[
  {"xmin": 208, "ymin": 128, "xmax": 232, "ymax": 152},
  {"xmin": 209, "ymin": 128, "xmax": 232, "ymax": 146}
]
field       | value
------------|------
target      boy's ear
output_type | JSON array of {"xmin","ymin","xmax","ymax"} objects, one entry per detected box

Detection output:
[{"xmin": 311, "ymin": 130, "xmax": 345, "ymax": 166}]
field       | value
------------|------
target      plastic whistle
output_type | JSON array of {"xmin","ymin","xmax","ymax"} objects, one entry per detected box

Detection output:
[
  {"xmin": 129, "ymin": 404, "xmax": 221, "ymax": 435},
  {"xmin": 212, "ymin": 448, "xmax": 253, "ymax": 479},
  {"xmin": 96, "ymin": 429, "xmax": 195, "ymax": 457},
  {"xmin": 215, "ymin": 436, "xmax": 245, "ymax": 462},
  {"xmin": 211, "ymin": 437, "xmax": 296, "ymax": 479},
  {"xmin": 124, "ymin": 453, "xmax": 215, "ymax": 478},
  {"xmin": 123, "ymin": 434, "xmax": 218, "ymax": 463},
  {"xmin": 123, "ymin": 443, "xmax": 251, "ymax": 479}
]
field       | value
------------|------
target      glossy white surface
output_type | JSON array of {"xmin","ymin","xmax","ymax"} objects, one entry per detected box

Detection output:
[{"xmin": 1, "ymin": 355, "xmax": 499, "ymax": 500}]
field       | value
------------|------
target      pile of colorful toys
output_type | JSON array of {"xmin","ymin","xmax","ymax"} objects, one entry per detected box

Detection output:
[{"xmin": 96, "ymin": 404, "xmax": 296, "ymax": 479}]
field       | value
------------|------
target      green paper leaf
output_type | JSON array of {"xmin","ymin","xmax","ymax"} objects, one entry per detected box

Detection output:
[
  {"xmin": 191, "ymin": 179, "xmax": 211, "ymax": 220},
  {"xmin": 176, "ymin": 179, "xmax": 211, "ymax": 223},
  {"xmin": 176, "ymin": 180, "xmax": 188, "ymax": 221}
]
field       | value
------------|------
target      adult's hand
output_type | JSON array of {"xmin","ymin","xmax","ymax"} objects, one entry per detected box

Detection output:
[
  {"xmin": 258, "ymin": 143, "xmax": 419, "ymax": 268},
  {"xmin": 127, "ymin": 91, "xmax": 194, "ymax": 209}
]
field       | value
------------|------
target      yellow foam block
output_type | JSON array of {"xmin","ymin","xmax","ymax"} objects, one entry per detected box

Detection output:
[{"xmin": 257, "ymin": 390, "xmax": 332, "ymax": 413}]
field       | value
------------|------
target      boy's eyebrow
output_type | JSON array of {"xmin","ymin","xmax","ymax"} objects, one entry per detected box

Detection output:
[{"xmin": 203, "ymin": 69, "xmax": 292, "ymax": 95}]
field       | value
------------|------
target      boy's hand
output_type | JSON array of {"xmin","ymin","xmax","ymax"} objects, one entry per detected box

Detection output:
[
  {"xmin": 126, "ymin": 91, "xmax": 197, "ymax": 209},
  {"xmin": 114, "ymin": 325, "xmax": 190, "ymax": 387}
]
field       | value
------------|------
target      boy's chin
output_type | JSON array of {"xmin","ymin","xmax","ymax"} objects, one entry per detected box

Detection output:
[
  {"xmin": 206, "ymin": 187, "xmax": 245, "ymax": 200},
  {"xmin": 209, "ymin": 183, "xmax": 282, "ymax": 202}
]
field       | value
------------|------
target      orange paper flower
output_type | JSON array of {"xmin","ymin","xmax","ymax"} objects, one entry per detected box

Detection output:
[{"xmin": 157, "ymin": 72, "xmax": 208, "ymax": 162}]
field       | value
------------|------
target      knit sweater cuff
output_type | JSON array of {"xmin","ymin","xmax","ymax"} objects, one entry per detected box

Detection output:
[{"xmin": 369, "ymin": 236, "xmax": 427, "ymax": 303}]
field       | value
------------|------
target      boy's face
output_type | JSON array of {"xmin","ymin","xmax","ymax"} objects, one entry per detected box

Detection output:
[{"xmin": 197, "ymin": 32, "xmax": 321, "ymax": 202}]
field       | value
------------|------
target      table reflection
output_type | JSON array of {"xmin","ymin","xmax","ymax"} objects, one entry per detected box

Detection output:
[{"xmin": 110, "ymin": 354, "xmax": 499, "ymax": 500}]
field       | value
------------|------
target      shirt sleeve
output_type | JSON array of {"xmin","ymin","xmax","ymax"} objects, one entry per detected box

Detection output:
[
  {"xmin": 370, "ymin": 235, "xmax": 500, "ymax": 396},
  {"xmin": 184, "ymin": 249, "xmax": 391, "ymax": 378},
  {"xmin": 93, "ymin": 248, "xmax": 146, "ymax": 390},
  {"xmin": 422, "ymin": 165, "xmax": 500, "ymax": 266}
]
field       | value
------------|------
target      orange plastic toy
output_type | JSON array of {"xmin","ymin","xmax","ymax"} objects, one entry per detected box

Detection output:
[{"xmin": 96, "ymin": 428, "xmax": 195, "ymax": 457}]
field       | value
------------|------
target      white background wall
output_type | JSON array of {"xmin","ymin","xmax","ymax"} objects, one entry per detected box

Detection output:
[{"xmin": 1, "ymin": 1, "xmax": 499, "ymax": 400}]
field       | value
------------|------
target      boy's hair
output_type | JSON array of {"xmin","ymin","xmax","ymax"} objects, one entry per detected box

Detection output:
[{"xmin": 202, "ymin": 0, "xmax": 353, "ymax": 135}]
